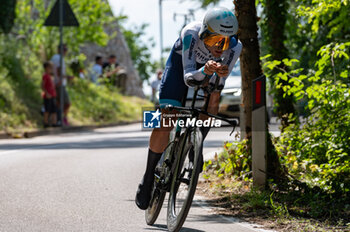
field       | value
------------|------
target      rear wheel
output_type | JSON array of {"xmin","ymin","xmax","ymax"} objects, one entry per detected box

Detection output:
[{"xmin": 167, "ymin": 129, "xmax": 203, "ymax": 232}]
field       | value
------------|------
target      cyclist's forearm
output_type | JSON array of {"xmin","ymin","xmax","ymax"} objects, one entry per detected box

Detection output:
[{"xmin": 184, "ymin": 68, "xmax": 205, "ymax": 80}]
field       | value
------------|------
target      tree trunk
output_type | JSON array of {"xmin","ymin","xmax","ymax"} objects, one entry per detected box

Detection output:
[
  {"xmin": 265, "ymin": 0, "xmax": 295, "ymax": 129},
  {"xmin": 234, "ymin": 0, "xmax": 262, "ymax": 139},
  {"xmin": 234, "ymin": 0, "xmax": 285, "ymax": 183}
]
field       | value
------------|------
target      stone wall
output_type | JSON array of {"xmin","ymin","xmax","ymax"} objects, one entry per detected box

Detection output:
[{"xmin": 80, "ymin": 20, "xmax": 145, "ymax": 98}]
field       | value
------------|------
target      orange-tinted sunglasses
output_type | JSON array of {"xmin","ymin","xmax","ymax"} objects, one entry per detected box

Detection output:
[{"xmin": 203, "ymin": 34, "xmax": 231, "ymax": 51}]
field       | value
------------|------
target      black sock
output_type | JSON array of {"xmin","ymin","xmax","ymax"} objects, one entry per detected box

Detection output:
[{"xmin": 143, "ymin": 149, "xmax": 162, "ymax": 182}]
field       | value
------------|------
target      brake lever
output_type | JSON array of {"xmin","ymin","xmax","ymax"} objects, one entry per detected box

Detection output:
[
  {"xmin": 229, "ymin": 119, "xmax": 238, "ymax": 136},
  {"xmin": 229, "ymin": 126, "xmax": 236, "ymax": 136}
]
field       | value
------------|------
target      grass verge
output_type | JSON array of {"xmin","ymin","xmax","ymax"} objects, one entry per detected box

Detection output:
[{"xmin": 0, "ymin": 75, "xmax": 151, "ymax": 134}]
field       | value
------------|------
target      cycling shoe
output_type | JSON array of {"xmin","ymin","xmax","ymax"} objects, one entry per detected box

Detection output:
[{"xmin": 135, "ymin": 177, "xmax": 153, "ymax": 210}]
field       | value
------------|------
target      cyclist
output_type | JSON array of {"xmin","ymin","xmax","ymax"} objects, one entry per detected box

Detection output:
[{"xmin": 136, "ymin": 7, "xmax": 242, "ymax": 210}]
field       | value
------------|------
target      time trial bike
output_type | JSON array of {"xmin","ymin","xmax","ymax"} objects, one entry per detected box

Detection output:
[{"xmin": 145, "ymin": 75, "xmax": 237, "ymax": 232}]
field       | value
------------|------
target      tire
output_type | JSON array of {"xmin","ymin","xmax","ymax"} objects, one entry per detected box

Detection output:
[
  {"xmin": 167, "ymin": 128, "xmax": 203, "ymax": 232},
  {"xmin": 145, "ymin": 186, "xmax": 166, "ymax": 225}
]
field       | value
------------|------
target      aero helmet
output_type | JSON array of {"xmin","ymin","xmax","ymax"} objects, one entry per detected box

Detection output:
[{"xmin": 199, "ymin": 7, "xmax": 238, "ymax": 50}]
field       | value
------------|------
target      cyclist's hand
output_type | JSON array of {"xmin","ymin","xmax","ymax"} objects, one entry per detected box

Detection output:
[
  {"xmin": 216, "ymin": 64, "xmax": 229, "ymax": 77},
  {"xmin": 204, "ymin": 60, "xmax": 218, "ymax": 76}
]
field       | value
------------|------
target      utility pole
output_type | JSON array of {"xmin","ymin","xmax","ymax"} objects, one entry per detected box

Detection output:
[
  {"xmin": 159, "ymin": 0, "xmax": 164, "ymax": 69},
  {"xmin": 44, "ymin": 0, "xmax": 79, "ymax": 126},
  {"xmin": 173, "ymin": 9, "xmax": 195, "ymax": 30},
  {"xmin": 59, "ymin": 0, "xmax": 64, "ymax": 126}
]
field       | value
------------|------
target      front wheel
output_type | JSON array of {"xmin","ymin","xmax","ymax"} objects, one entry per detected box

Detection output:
[
  {"xmin": 145, "ymin": 185, "xmax": 166, "ymax": 225},
  {"xmin": 167, "ymin": 128, "xmax": 203, "ymax": 232}
]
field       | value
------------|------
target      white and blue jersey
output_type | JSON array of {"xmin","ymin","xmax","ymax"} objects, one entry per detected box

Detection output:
[{"xmin": 159, "ymin": 21, "xmax": 242, "ymax": 107}]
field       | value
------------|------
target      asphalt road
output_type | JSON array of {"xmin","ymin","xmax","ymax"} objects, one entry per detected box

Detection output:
[{"xmin": 0, "ymin": 123, "xmax": 272, "ymax": 232}]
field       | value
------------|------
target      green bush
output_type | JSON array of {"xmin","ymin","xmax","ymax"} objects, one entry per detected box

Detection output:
[
  {"xmin": 264, "ymin": 42, "xmax": 350, "ymax": 196},
  {"xmin": 275, "ymin": 82, "xmax": 350, "ymax": 195},
  {"xmin": 0, "ymin": 36, "xmax": 42, "ymax": 131},
  {"xmin": 203, "ymin": 139, "xmax": 251, "ymax": 180}
]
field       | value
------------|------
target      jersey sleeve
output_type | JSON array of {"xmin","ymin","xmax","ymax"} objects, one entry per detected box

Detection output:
[{"xmin": 181, "ymin": 29, "xmax": 207, "ymax": 87}]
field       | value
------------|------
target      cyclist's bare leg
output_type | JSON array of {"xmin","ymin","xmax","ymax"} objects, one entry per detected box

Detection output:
[
  {"xmin": 149, "ymin": 129, "xmax": 171, "ymax": 153},
  {"xmin": 200, "ymin": 91, "xmax": 220, "ymax": 120}
]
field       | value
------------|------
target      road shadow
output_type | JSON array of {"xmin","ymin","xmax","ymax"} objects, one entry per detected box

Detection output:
[
  {"xmin": 144, "ymin": 224, "xmax": 205, "ymax": 232},
  {"xmin": 0, "ymin": 137, "xmax": 227, "ymax": 151},
  {"xmin": 0, "ymin": 136, "xmax": 150, "ymax": 151}
]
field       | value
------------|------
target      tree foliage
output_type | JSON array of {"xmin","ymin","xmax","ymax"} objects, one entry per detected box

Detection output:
[
  {"xmin": 13, "ymin": 0, "xmax": 114, "ymax": 60},
  {"xmin": 118, "ymin": 16, "xmax": 157, "ymax": 82},
  {"xmin": 281, "ymin": 0, "xmax": 350, "ymax": 70},
  {"xmin": 264, "ymin": 41, "xmax": 350, "ymax": 196}
]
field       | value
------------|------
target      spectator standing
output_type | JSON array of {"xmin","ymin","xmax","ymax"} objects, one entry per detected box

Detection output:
[
  {"xmin": 41, "ymin": 62, "xmax": 57, "ymax": 128},
  {"xmin": 103, "ymin": 55, "xmax": 121, "ymax": 86},
  {"xmin": 151, "ymin": 69, "xmax": 163, "ymax": 104},
  {"xmin": 51, "ymin": 44, "xmax": 71, "ymax": 126},
  {"xmin": 91, "ymin": 56, "xmax": 103, "ymax": 84}
]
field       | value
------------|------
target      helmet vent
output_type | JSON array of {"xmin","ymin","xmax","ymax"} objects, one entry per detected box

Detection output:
[{"xmin": 220, "ymin": 24, "xmax": 233, "ymax": 29}]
